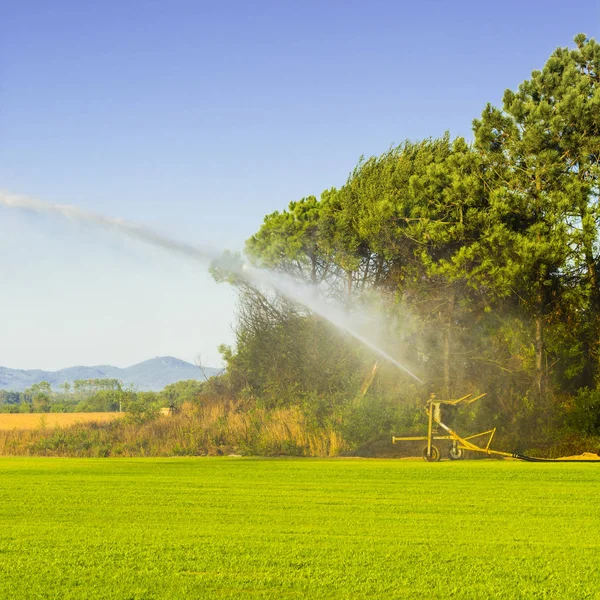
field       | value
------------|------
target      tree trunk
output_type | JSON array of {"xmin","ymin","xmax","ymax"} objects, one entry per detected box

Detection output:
[
  {"xmin": 443, "ymin": 326, "xmax": 451, "ymax": 398},
  {"xmin": 346, "ymin": 270, "xmax": 353, "ymax": 304},
  {"xmin": 442, "ymin": 289, "xmax": 456, "ymax": 398},
  {"xmin": 584, "ymin": 245, "xmax": 599, "ymax": 385},
  {"xmin": 360, "ymin": 254, "xmax": 371, "ymax": 290},
  {"xmin": 374, "ymin": 256, "xmax": 384, "ymax": 286},
  {"xmin": 534, "ymin": 307, "xmax": 546, "ymax": 399},
  {"xmin": 580, "ymin": 191, "xmax": 599, "ymax": 385}
]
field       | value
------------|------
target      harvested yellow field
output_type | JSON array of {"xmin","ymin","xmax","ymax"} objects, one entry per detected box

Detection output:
[{"xmin": 0, "ymin": 412, "xmax": 123, "ymax": 431}]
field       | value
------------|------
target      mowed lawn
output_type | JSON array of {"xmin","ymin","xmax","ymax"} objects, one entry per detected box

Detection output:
[{"xmin": 0, "ymin": 458, "xmax": 599, "ymax": 599}]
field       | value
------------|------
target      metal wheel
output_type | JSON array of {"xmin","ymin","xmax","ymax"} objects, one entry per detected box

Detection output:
[
  {"xmin": 422, "ymin": 445, "xmax": 441, "ymax": 462},
  {"xmin": 448, "ymin": 444, "xmax": 464, "ymax": 460}
]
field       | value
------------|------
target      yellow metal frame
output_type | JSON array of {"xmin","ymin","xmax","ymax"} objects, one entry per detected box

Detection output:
[{"xmin": 392, "ymin": 393, "xmax": 513, "ymax": 460}]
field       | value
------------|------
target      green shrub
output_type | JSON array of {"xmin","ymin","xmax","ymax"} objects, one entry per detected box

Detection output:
[{"xmin": 564, "ymin": 388, "xmax": 600, "ymax": 436}]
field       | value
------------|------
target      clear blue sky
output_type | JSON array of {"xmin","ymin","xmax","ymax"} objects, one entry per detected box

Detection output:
[{"xmin": 0, "ymin": 0, "xmax": 597, "ymax": 370}]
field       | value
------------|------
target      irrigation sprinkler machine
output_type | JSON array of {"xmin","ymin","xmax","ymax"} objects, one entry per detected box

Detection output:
[
  {"xmin": 392, "ymin": 392, "xmax": 511, "ymax": 462},
  {"xmin": 392, "ymin": 392, "xmax": 600, "ymax": 463}
]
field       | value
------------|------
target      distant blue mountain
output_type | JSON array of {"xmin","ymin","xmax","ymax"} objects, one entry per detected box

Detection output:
[{"xmin": 0, "ymin": 357, "xmax": 221, "ymax": 392}]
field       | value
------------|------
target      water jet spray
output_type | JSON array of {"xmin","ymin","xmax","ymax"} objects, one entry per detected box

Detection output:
[{"xmin": 0, "ymin": 191, "xmax": 423, "ymax": 384}]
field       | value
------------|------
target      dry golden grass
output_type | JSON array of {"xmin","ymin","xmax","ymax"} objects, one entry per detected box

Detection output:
[
  {"xmin": 0, "ymin": 400, "xmax": 347, "ymax": 457},
  {"xmin": 0, "ymin": 412, "xmax": 123, "ymax": 431}
]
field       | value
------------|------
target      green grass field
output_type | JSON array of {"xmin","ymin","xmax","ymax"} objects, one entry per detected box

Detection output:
[{"xmin": 0, "ymin": 458, "xmax": 599, "ymax": 599}]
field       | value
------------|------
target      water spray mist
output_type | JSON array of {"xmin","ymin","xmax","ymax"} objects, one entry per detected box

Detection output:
[{"xmin": 0, "ymin": 191, "xmax": 423, "ymax": 384}]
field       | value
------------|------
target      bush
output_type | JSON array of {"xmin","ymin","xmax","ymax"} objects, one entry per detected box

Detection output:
[{"xmin": 564, "ymin": 388, "xmax": 600, "ymax": 436}]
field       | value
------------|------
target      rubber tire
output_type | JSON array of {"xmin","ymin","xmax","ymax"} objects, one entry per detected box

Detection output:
[
  {"xmin": 423, "ymin": 445, "xmax": 441, "ymax": 462},
  {"xmin": 448, "ymin": 445, "xmax": 464, "ymax": 460}
]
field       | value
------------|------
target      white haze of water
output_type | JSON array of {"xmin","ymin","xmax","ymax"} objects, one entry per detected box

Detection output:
[
  {"xmin": 243, "ymin": 265, "xmax": 424, "ymax": 382},
  {"xmin": 0, "ymin": 191, "xmax": 424, "ymax": 384}
]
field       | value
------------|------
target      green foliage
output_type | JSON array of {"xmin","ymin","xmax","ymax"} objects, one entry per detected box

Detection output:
[
  {"xmin": 564, "ymin": 388, "xmax": 600, "ymax": 435},
  {"xmin": 210, "ymin": 34, "xmax": 600, "ymax": 450},
  {"xmin": 0, "ymin": 377, "xmax": 204, "ymax": 417},
  {"xmin": 340, "ymin": 396, "xmax": 419, "ymax": 447},
  {"xmin": 123, "ymin": 393, "xmax": 160, "ymax": 425},
  {"xmin": 159, "ymin": 380, "xmax": 204, "ymax": 408},
  {"xmin": 73, "ymin": 378, "xmax": 122, "ymax": 395},
  {"xmin": 24, "ymin": 382, "xmax": 52, "ymax": 413},
  {"xmin": 247, "ymin": 196, "xmax": 326, "ymax": 282},
  {"xmin": 0, "ymin": 391, "xmax": 29, "ymax": 412},
  {"xmin": 75, "ymin": 389, "xmax": 125, "ymax": 412}
]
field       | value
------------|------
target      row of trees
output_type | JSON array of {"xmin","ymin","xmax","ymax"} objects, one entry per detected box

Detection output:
[
  {"xmin": 0, "ymin": 379, "xmax": 204, "ymax": 415},
  {"xmin": 214, "ymin": 34, "xmax": 600, "ymax": 450}
]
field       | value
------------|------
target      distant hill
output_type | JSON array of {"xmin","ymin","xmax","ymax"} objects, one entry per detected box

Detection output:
[{"xmin": 0, "ymin": 357, "xmax": 221, "ymax": 392}]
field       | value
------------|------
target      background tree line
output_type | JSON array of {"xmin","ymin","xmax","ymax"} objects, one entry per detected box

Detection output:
[
  {"xmin": 212, "ymin": 34, "xmax": 600, "ymax": 453},
  {"xmin": 0, "ymin": 379, "xmax": 203, "ymax": 416}
]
